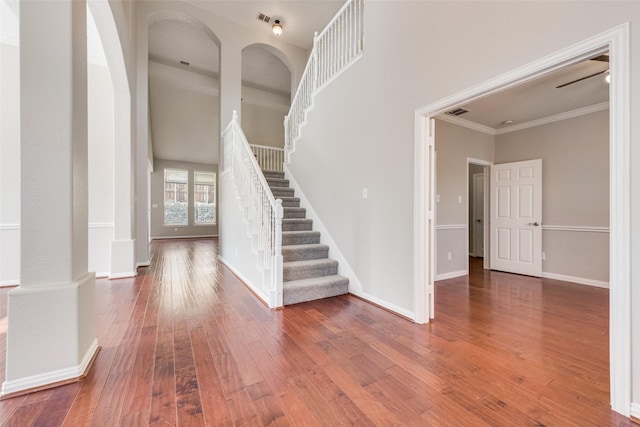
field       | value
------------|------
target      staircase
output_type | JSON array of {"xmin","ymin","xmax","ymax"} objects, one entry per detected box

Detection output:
[{"xmin": 262, "ymin": 170, "xmax": 349, "ymax": 305}]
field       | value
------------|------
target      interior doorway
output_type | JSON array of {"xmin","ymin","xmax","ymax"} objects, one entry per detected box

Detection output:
[
  {"xmin": 414, "ymin": 26, "xmax": 631, "ymax": 415},
  {"xmin": 467, "ymin": 159, "xmax": 490, "ymax": 271}
]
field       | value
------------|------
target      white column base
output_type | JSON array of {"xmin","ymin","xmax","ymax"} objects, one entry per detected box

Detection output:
[
  {"xmin": 109, "ymin": 239, "xmax": 136, "ymax": 279},
  {"xmin": 2, "ymin": 272, "xmax": 97, "ymax": 397}
]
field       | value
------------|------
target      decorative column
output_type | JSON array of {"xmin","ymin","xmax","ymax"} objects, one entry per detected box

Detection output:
[{"xmin": 2, "ymin": 0, "xmax": 98, "ymax": 397}]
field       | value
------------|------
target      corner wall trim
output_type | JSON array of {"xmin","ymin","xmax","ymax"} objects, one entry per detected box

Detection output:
[{"xmin": 1, "ymin": 339, "xmax": 99, "ymax": 398}]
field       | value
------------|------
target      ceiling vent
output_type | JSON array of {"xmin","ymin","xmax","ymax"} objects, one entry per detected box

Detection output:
[
  {"xmin": 446, "ymin": 108, "xmax": 469, "ymax": 116},
  {"xmin": 257, "ymin": 13, "xmax": 271, "ymax": 23},
  {"xmin": 179, "ymin": 60, "xmax": 190, "ymax": 66}
]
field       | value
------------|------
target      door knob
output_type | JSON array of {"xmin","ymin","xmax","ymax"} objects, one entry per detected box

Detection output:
[{"xmin": 528, "ymin": 222, "xmax": 540, "ymax": 226}]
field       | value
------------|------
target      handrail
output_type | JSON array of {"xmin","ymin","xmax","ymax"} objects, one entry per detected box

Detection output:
[
  {"xmin": 222, "ymin": 111, "xmax": 284, "ymax": 307},
  {"xmin": 284, "ymin": 0, "xmax": 364, "ymax": 163}
]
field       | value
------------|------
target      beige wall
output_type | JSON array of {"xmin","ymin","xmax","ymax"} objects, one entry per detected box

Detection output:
[{"xmin": 150, "ymin": 159, "xmax": 218, "ymax": 239}]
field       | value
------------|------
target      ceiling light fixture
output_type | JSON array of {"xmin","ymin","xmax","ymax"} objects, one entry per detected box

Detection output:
[{"xmin": 272, "ymin": 20, "xmax": 283, "ymax": 37}]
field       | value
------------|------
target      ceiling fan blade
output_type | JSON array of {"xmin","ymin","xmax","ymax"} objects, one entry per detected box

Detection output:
[
  {"xmin": 556, "ymin": 69, "xmax": 608, "ymax": 88},
  {"xmin": 591, "ymin": 55, "xmax": 610, "ymax": 62}
]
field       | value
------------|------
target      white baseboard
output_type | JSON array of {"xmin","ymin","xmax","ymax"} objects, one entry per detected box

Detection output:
[
  {"xmin": 349, "ymin": 289, "xmax": 415, "ymax": 320},
  {"xmin": 151, "ymin": 234, "xmax": 216, "ymax": 240},
  {"xmin": 1, "ymin": 339, "xmax": 99, "ymax": 397},
  {"xmin": 136, "ymin": 261, "xmax": 150, "ymax": 269},
  {"xmin": 541, "ymin": 272, "xmax": 609, "ymax": 288},
  {"xmin": 108, "ymin": 271, "xmax": 137, "ymax": 280},
  {"xmin": 435, "ymin": 270, "xmax": 468, "ymax": 281},
  {"xmin": 630, "ymin": 402, "xmax": 640, "ymax": 420},
  {"xmin": 95, "ymin": 272, "xmax": 110, "ymax": 279},
  {"xmin": 217, "ymin": 255, "xmax": 269, "ymax": 306},
  {"xmin": 0, "ymin": 280, "xmax": 19, "ymax": 287}
]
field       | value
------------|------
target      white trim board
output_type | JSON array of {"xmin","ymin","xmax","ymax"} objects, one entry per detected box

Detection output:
[
  {"xmin": 631, "ymin": 403, "xmax": 640, "ymax": 421},
  {"xmin": 542, "ymin": 272, "xmax": 608, "ymax": 289},
  {"xmin": 150, "ymin": 234, "xmax": 217, "ymax": 240},
  {"xmin": 542, "ymin": 225, "xmax": 609, "ymax": 233},
  {"xmin": 0, "ymin": 280, "xmax": 18, "ymax": 288},
  {"xmin": 0, "ymin": 224, "xmax": 20, "ymax": 230},
  {"xmin": 414, "ymin": 24, "xmax": 631, "ymax": 416},
  {"xmin": 284, "ymin": 165, "xmax": 415, "ymax": 321},
  {"xmin": 435, "ymin": 270, "xmax": 467, "ymax": 281},
  {"xmin": 436, "ymin": 224, "xmax": 467, "ymax": 230}
]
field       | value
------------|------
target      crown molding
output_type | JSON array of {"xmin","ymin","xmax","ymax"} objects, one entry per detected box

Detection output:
[
  {"xmin": 437, "ymin": 101, "xmax": 610, "ymax": 136},
  {"xmin": 495, "ymin": 101, "xmax": 610, "ymax": 135}
]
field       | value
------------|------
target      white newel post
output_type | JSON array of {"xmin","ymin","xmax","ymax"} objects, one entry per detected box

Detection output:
[
  {"xmin": 3, "ymin": 0, "xmax": 98, "ymax": 397},
  {"xmin": 274, "ymin": 199, "xmax": 284, "ymax": 307}
]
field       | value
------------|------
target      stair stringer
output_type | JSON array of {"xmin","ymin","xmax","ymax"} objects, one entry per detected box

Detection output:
[{"xmin": 283, "ymin": 165, "xmax": 414, "ymax": 319}]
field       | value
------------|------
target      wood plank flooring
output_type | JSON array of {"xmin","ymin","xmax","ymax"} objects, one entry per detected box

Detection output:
[{"xmin": 0, "ymin": 240, "xmax": 634, "ymax": 426}]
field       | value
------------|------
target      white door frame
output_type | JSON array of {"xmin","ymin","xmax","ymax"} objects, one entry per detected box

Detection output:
[
  {"xmin": 413, "ymin": 24, "xmax": 630, "ymax": 416},
  {"xmin": 467, "ymin": 158, "xmax": 491, "ymax": 271}
]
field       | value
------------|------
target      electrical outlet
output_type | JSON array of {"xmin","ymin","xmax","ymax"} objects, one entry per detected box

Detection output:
[
  {"xmin": 174, "ymin": 228, "xmax": 178, "ymax": 232},
  {"xmin": 447, "ymin": 252, "xmax": 452, "ymax": 260},
  {"xmin": 458, "ymin": 195, "xmax": 463, "ymax": 203},
  {"xmin": 542, "ymin": 252, "xmax": 546, "ymax": 260},
  {"xmin": 362, "ymin": 188, "xmax": 368, "ymax": 199},
  {"xmin": 436, "ymin": 194, "xmax": 441, "ymax": 203}
]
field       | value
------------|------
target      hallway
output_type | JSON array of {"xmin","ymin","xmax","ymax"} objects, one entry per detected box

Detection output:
[{"xmin": 0, "ymin": 239, "xmax": 631, "ymax": 426}]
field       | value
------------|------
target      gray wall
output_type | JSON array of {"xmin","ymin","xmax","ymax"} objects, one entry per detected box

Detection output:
[
  {"xmin": 435, "ymin": 119, "xmax": 494, "ymax": 278},
  {"xmin": 495, "ymin": 109, "xmax": 609, "ymax": 283},
  {"xmin": 150, "ymin": 159, "xmax": 218, "ymax": 239}
]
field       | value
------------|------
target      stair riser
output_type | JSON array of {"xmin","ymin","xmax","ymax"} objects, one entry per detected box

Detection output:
[
  {"xmin": 267, "ymin": 179, "xmax": 289, "ymax": 187},
  {"xmin": 284, "ymin": 263, "xmax": 338, "ymax": 281},
  {"xmin": 282, "ymin": 234, "xmax": 320, "ymax": 245},
  {"xmin": 283, "ymin": 208, "xmax": 306, "ymax": 219},
  {"xmin": 282, "ymin": 247, "xmax": 329, "ymax": 262},
  {"xmin": 272, "ymin": 188, "xmax": 295, "ymax": 197},
  {"xmin": 282, "ymin": 222, "xmax": 312, "ymax": 232},
  {"xmin": 284, "ymin": 281, "xmax": 349, "ymax": 306},
  {"xmin": 280, "ymin": 199, "xmax": 300, "ymax": 208},
  {"xmin": 263, "ymin": 172, "xmax": 285, "ymax": 179}
]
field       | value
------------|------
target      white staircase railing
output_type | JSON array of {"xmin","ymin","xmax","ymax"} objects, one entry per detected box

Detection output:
[
  {"xmin": 250, "ymin": 144, "xmax": 285, "ymax": 172},
  {"xmin": 284, "ymin": 0, "xmax": 364, "ymax": 163},
  {"xmin": 223, "ymin": 112, "xmax": 284, "ymax": 308}
]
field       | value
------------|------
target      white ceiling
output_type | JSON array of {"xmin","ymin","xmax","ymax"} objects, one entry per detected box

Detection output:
[
  {"xmin": 184, "ymin": 0, "xmax": 345, "ymax": 49},
  {"xmin": 443, "ymin": 55, "xmax": 610, "ymax": 131}
]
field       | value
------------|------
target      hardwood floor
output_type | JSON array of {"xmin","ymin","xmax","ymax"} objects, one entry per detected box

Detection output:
[{"xmin": 0, "ymin": 240, "xmax": 633, "ymax": 426}]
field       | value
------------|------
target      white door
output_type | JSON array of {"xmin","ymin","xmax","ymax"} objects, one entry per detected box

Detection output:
[
  {"xmin": 472, "ymin": 173, "xmax": 485, "ymax": 257},
  {"xmin": 490, "ymin": 159, "xmax": 542, "ymax": 276}
]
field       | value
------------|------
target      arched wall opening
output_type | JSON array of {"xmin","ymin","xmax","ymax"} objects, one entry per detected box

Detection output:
[
  {"xmin": 240, "ymin": 43, "xmax": 292, "ymax": 149},
  {"xmin": 146, "ymin": 11, "xmax": 221, "ymax": 240}
]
